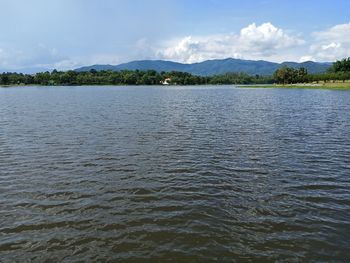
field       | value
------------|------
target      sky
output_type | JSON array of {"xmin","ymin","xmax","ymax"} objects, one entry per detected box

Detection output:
[{"xmin": 0, "ymin": 0, "xmax": 350, "ymax": 72}]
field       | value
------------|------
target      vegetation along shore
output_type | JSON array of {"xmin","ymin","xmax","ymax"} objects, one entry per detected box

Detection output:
[{"xmin": 1, "ymin": 58, "xmax": 350, "ymax": 89}]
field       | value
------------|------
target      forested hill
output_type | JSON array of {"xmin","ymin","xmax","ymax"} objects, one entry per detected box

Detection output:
[{"xmin": 75, "ymin": 58, "xmax": 331, "ymax": 76}]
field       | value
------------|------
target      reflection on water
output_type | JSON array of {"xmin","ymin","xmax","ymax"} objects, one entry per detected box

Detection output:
[{"xmin": 1, "ymin": 86, "xmax": 350, "ymax": 262}]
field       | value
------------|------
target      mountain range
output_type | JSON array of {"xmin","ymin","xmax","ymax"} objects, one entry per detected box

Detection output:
[{"xmin": 75, "ymin": 58, "xmax": 332, "ymax": 76}]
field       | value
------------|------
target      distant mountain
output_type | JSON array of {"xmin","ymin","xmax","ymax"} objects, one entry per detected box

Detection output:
[
  {"xmin": 75, "ymin": 58, "xmax": 332, "ymax": 76},
  {"xmin": 281, "ymin": 61, "xmax": 332, "ymax": 75}
]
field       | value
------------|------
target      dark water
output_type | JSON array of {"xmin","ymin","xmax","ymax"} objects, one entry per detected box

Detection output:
[{"xmin": 1, "ymin": 86, "xmax": 350, "ymax": 262}]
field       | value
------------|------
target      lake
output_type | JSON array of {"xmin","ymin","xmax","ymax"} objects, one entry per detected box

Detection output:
[{"xmin": 1, "ymin": 86, "xmax": 350, "ymax": 262}]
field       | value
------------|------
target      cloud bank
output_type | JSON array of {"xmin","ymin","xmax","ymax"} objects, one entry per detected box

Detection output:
[
  {"xmin": 157, "ymin": 22, "xmax": 350, "ymax": 64},
  {"xmin": 158, "ymin": 23, "xmax": 304, "ymax": 63},
  {"xmin": 307, "ymin": 22, "xmax": 350, "ymax": 61}
]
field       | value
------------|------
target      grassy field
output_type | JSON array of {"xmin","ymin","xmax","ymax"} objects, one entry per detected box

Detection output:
[{"xmin": 239, "ymin": 81, "xmax": 350, "ymax": 90}]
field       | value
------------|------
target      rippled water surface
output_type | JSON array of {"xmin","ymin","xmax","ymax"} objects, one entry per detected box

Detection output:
[{"xmin": 1, "ymin": 86, "xmax": 350, "ymax": 262}]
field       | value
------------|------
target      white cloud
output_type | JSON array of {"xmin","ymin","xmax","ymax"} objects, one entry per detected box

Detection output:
[
  {"xmin": 321, "ymin": 42, "xmax": 341, "ymax": 50},
  {"xmin": 303, "ymin": 22, "xmax": 350, "ymax": 62},
  {"xmin": 157, "ymin": 22, "xmax": 304, "ymax": 63},
  {"xmin": 313, "ymin": 23, "xmax": 350, "ymax": 43},
  {"xmin": 239, "ymin": 23, "xmax": 304, "ymax": 53},
  {"xmin": 299, "ymin": 55, "xmax": 314, "ymax": 62}
]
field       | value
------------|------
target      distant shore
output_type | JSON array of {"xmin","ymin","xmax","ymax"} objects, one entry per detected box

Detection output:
[
  {"xmin": 1, "ymin": 60, "xmax": 350, "ymax": 88},
  {"xmin": 2, "ymin": 82, "xmax": 350, "ymax": 90}
]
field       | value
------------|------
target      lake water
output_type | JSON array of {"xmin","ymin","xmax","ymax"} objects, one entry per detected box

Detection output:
[{"xmin": 1, "ymin": 86, "xmax": 350, "ymax": 262}]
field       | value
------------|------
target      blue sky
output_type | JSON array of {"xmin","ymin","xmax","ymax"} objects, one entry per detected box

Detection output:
[{"xmin": 0, "ymin": 0, "xmax": 349, "ymax": 72}]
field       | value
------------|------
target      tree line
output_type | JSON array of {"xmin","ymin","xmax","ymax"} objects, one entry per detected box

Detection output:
[
  {"xmin": 1, "ymin": 58, "xmax": 350, "ymax": 86},
  {"xmin": 273, "ymin": 57, "xmax": 350, "ymax": 84},
  {"xmin": 0, "ymin": 69, "xmax": 273, "ymax": 86}
]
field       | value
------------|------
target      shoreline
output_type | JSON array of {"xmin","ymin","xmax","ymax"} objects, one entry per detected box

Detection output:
[
  {"xmin": 1, "ymin": 83, "xmax": 350, "ymax": 90},
  {"xmin": 237, "ymin": 83, "xmax": 350, "ymax": 90}
]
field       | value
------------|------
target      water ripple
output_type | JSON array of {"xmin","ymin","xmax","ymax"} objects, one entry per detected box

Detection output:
[{"xmin": 0, "ymin": 86, "xmax": 350, "ymax": 262}]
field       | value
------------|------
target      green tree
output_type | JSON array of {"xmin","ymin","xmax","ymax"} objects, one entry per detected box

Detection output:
[
  {"xmin": 331, "ymin": 57, "xmax": 350, "ymax": 72},
  {"xmin": 1, "ymin": 74, "xmax": 10, "ymax": 85}
]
